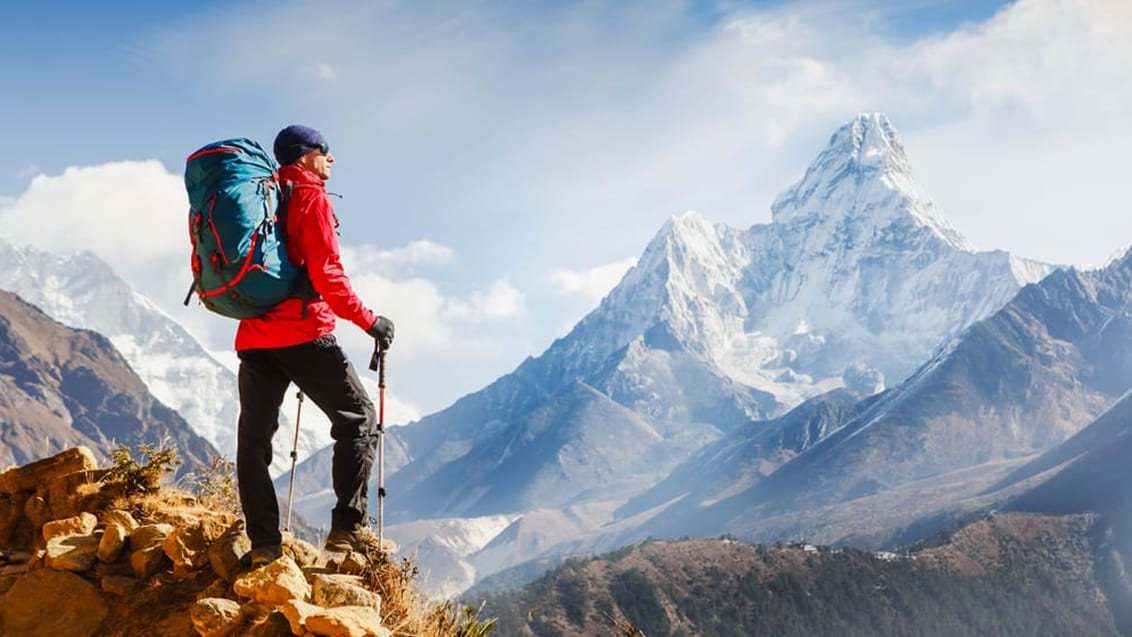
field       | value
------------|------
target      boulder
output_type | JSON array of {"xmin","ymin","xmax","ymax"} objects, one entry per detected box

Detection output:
[
  {"xmin": 310, "ymin": 572, "xmax": 382, "ymax": 610},
  {"xmin": 0, "ymin": 568, "xmax": 108, "ymax": 637},
  {"xmin": 208, "ymin": 520, "xmax": 252, "ymax": 583},
  {"xmin": 280, "ymin": 599, "xmax": 323, "ymax": 634},
  {"xmin": 101, "ymin": 509, "xmax": 139, "ymax": 532},
  {"xmin": 233, "ymin": 554, "xmax": 311, "ymax": 606},
  {"xmin": 43, "ymin": 512, "xmax": 98, "ymax": 541},
  {"xmin": 129, "ymin": 523, "xmax": 174, "ymax": 551},
  {"xmin": 305, "ymin": 606, "xmax": 388, "ymax": 637},
  {"xmin": 44, "ymin": 533, "xmax": 100, "ymax": 572},
  {"xmin": 191, "ymin": 597, "xmax": 244, "ymax": 637},
  {"xmin": 163, "ymin": 520, "xmax": 221, "ymax": 570},
  {"xmin": 98, "ymin": 523, "xmax": 129, "ymax": 562},
  {"xmin": 130, "ymin": 544, "xmax": 168, "ymax": 579},
  {"xmin": 0, "ymin": 447, "xmax": 97, "ymax": 495},
  {"xmin": 101, "ymin": 574, "xmax": 139, "ymax": 595}
]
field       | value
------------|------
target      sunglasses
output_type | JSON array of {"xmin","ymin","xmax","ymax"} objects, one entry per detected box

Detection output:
[{"xmin": 292, "ymin": 141, "xmax": 329, "ymax": 155}]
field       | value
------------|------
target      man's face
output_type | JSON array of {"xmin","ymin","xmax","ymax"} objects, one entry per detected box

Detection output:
[{"xmin": 298, "ymin": 147, "xmax": 334, "ymax": 180}]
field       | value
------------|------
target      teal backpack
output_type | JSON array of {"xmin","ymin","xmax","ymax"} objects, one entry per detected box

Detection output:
[{"xmin": 183, "ymin": 138, "xmax": 301, "ymax": 319}]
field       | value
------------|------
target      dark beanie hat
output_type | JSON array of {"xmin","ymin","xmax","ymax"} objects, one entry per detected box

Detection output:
[{"xmin": 273, "ymin": 124, "xmax": 328, "ymax": 166}]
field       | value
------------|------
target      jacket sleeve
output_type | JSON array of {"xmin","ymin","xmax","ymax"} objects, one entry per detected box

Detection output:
[{"xmin": 289, "ymin": 188, "xmax": 377, "ymax": 332}]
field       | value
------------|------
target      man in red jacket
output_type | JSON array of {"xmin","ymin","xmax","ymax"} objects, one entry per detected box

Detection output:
[{"xmin": 236, "ymin": 124, "xmax": 395, "ymax": 567}]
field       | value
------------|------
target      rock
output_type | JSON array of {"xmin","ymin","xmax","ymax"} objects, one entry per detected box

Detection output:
[
  {"xmin": 304, "ymin": 606, "xmax": 388, "ymax": 637},
  {"xmin": 191, "ymin": 597, "xmax": 244, "ymax": 637},
  {"xmin": 280, "ymin": 599, "xmax": 323, "ymax": 634},
  {"xmin": 163, "ymin": 520, "xmax": 218, "ymax": 571},
  {"xmin": 197, "ymin": 577, "xmax": 231, "ymax": 601},
  {"xmin": 0, "ymin": 568, "xmax": 108, "ymax": 637},
  {"xmin": 130, "ymin": 522, "xmax": 174, "ymax": 551},
  {"xmin": 0, "ymin": 447, "xmax": 97, "ymax": 495},
  {"xmin": 208, "ymin": 520, "xmax": 252, "ymax": 583},
  {"xmin": 310, "ymin": 573, "xmax": 382, "ymax": 610},
  {"xmin": 284, "ymin": 534, "xmax": 322, "ymax": 568},
  {"xmin": 0, "ymin": 492, "xmax": 33, "ymax": 548},
  {"xmin": 98, "ymin": 522, "xmax": 129, "ymax": 562},
  {"xmin": 131, "ymin": 543, "xmax": 168, "ymax": 579},
  {"xmin": 233, "ymin": 554, "xmax": 311, "ymax": 606},
  {"xmin": 101, "ymin": 509, "xmax": 139, "ymax": 532},
  {"xmin": 41, "ymin": 469, "xmax": 109, "ymax": 520},
  {"xmin": 101, "ymin": 574, "xmax": 140, "ymax": 595},
  {"xmin": 43, "ymin": 511, "xmax": 98, "ymax": 541},
  {"xmin": 244, "ymin": 609, "xmax": 294, "ymax": 637},
  {"xmin": 24, "ymin": 493, "xmax": 49, "ymax": 529},
  {"xmin": 44, "ymin": 533, "xmax": 100, "ymax": 572}
]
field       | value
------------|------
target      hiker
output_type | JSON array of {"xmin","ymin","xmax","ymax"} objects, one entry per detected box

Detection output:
[{"xmin": 234, "ymin": 124, "xmax": 395, "ymax": 567}]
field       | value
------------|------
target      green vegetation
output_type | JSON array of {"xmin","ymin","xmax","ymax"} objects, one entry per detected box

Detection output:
[{"xmin": 105, "ymin": 440, "xmax": 181, "ymax": 495}]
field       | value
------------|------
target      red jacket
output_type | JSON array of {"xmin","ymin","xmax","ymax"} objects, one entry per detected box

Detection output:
[{"xmin": 235, "ymin": 164, "xmax": 376, "ymax": 350}]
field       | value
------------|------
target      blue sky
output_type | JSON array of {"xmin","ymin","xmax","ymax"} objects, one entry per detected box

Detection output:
[{"xmin": 2, "ymin": 0, "xmax": 1129, "ymax": 423}]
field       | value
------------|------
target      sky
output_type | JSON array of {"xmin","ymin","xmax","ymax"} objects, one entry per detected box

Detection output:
[{"xmin": 1, "ymin": 0, "xmax": 1130, "ymax": 425}]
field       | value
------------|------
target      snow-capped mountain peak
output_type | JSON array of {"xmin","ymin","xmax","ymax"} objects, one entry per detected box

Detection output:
[{"xmin": 771, "ymin": 112, "xmax": 970, "ymax": 252}]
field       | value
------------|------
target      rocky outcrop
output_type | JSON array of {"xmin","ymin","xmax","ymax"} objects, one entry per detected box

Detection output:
[{"xmin": 0, "ymin": 447, "xmax": 393, "ymax": 637}]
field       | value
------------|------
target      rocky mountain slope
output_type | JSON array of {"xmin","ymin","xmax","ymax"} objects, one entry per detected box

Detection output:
[{"xmin": 0, "ymin": 290, "xmax": 217, "ymax": 470}]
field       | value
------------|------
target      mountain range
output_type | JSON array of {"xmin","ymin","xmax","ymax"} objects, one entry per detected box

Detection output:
[
  {"xmin": 5, "ymin": 112, "xmax": 1126, "ymax": 603},
  {"xmin": 347, "ymin": 112, "xmax": 1068, "ymax": 594},
  {"xmin": 0, "ymin": 239, "xmax": 331, "ymax": 476}
]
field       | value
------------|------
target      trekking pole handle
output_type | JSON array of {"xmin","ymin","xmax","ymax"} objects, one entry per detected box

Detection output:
[{"xmin": 378, "ymin": 349, "xmax": 386, "ymax": 389}]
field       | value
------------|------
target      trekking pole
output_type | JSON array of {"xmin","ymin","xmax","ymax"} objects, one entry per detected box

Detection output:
[
  {"xmin": 369, "ymin": 344, "xmax": 387, "ymax": 547},
  {"xmin": 284, "ymin": 389, "xmax": 304, "ymax": 532}
]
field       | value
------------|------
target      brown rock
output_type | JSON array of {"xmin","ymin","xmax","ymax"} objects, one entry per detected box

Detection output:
[
  {"xmin": 130, "ymin": 543, "xmax": 168, "ymax": 579},
  {"xmin": 0, "ymin": 447, "xmax": 97, "ymax": 495},
  {"xmin": 42, "ymin": 469, "xmax": 109, "ymax": 518},
  {"xmin": 304, "ymin": 605, "xmax": 388, "ymax": 637},
  {"xmin": 196, "ymin": 576, "xmax": 231, "ymax": 601},
  {"xmin": 191, "ymin": 597, "xmax": 244, "ymax": 637},
  {"xmin": 101, "ymin": 574, "xmax": 139, "ymax": 595},
  {"xmin": 44, "ymin": 533, "xmax": 100, "ymax": 572},
  {"xmin": 98, "ymin": 523, "xmax": 129, "ymax": 562},
  {"xmin": 101, "ymin": 509, "xmax": 139, "ymax": 532},
  {"xmin": 280, "ymin": 599, "xmax": 323, "ymax": 634},
  {"xmin": 43, "ymin": 511, "xmax": 98, "ymax": 541},
  {"xmin": 163, "ymin": 520, "xmax": 215, "ymax": 570},
  {"xmin": 130, "ymin": 522, "xmax": 174, "ymax": 550},
  {"xmin": 244, "ymin": 609, "xmax": 294, "ymax": 637},
  {"xmin": 310, "ymin": 573, "xmax": 382, "ymax": 610},
  {"xmin": 0, "ymin": 492, "xmax": 32, "ymax": 548},
  {"xmin": 284, "ymin": 534, "xmax": 322, "ymax": 568},
  {"xmin": 233, "ymin": 554, "xmax": 311, "ymax": 606},
  {"xmin": 0, "ymin": 568, "xmax": 108, "ymax": 637},
  {"xmin": 24, "ymin": 493, "xmax": 49, "ymax": 529},
  {"xmin": 208, "ymin": 520, "xmax": 252, "ymax": 583}
]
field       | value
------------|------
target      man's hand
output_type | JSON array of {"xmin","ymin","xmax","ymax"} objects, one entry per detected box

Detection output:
[{"xmin": 367, "ymin": 315, "xmax": 395, "ymax": 351}]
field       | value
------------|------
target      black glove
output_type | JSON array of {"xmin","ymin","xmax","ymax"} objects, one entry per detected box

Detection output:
[{"xmin": 367, "ymin": 315, "xmax": 395, "ymax": 351}]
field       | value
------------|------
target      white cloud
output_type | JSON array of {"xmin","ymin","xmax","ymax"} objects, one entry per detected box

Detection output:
[
  {"xmin": 549, "ymin": 257, "xmax": 637, "ymax": 304},
  {"xmin": 0, "ymin": 161, "xmax": 184, "ymax": 269},
  {"xmin": 442, "ymin": 279, "xmax": 526, "ymax": 322},
  {"xmin": 348, "ymin": 240, "xmax": 455, "ymax": 275}
]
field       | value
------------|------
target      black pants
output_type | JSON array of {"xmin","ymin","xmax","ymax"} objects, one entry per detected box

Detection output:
[{"xmin": 236, "ymin": 335, "xmax": 377, "ymax": 549}]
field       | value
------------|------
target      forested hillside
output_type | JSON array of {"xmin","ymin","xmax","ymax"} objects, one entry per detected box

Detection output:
[{"xmin": 474, "ymin": 513, "xmax": 1116, "ymax": 637}]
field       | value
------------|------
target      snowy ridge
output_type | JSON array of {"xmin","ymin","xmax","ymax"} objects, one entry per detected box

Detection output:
[{"xmin": 0, "ymin": 238, "xmax": 330, "ymax": 475}]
